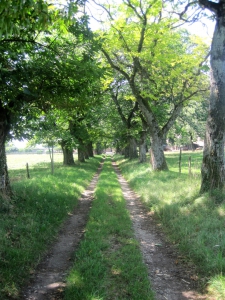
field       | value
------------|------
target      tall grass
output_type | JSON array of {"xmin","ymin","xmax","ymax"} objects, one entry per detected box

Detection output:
[
  {"xmin": 115, "ymin": 151, "xmax": 225, "ymax": 297},
  {"xmin": 0, "ymin": 155, "xmax": 101, "ymax": 299},
  {"xmin": 64, "ymin": 158, "xmax": 154, "ymax": 300}
]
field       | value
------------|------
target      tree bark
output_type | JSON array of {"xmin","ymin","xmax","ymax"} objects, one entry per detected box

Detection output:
[
  {"xmin": 200, "ymin": 5, "xmax": 225, "ymax": 192},
  {"xmin": 0, "ymin": 105, "xmax": 11, "ymax": 195},
  {"xmin": 128, "ymin": 136, "xmax": 138, "ymax": 159},
  {"xmin": 150, "ymin": 132, "xmax": 168, "ymax": 171},
  {"xmin": 85, "ymin": 150, "xmax": 89, "ymax": 159},
  {"xmin": 139, "ymin": 130, "xmax": 147, "ymax": 163},
  {"xmin": 124, "ymin": 144, "xmax": 129, "ymax": 158},
  {"xmin": 136, "ymin": 96, "xmax": 169, "ymax": 170},
  {"xmin": 78, "ymin": 147, "xmax": 85, "ymax": 162},
  {"xmin": 60, "ymin": 141, "xmax": 75, "ymax": 166},
  {"xmin": 87, "ymin": 142, "xmax": 94, "ymax": 157}
]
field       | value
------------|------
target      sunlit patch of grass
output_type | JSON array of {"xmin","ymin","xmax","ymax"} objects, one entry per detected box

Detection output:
[
  {"xmin": 208, "ymin": 275, "xmax": 225, "ymax": 299},
  {"xmin": 0, "ymin": 155, "xmax": 101, "ymax": 299},
  {"xmin": 64, "ymin": 158, "xmax": 154, "ymax": 300},
  {"xmin": 115, "ymin": 152, "xmax": 225, "ymax": 298}
]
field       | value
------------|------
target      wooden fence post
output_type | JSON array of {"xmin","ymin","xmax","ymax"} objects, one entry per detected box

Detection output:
[
  {"xmin": 188, "ymin": 156, "xmax": 192, "ymax": 175},
  {"xmin": 179, "ymin": 148, "xmax": 182, "ymax": 174},
  {"xmin": 26, "ymin": 163, "xmax": 30, "ymax": 179}
]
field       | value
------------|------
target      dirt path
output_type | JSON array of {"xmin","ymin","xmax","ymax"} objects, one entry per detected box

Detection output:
[
  {"xmin": 112, "ymin": 161, "xmax": 210, "ymax": 300},
  {"xmin": 22, "ymin": 162, "xmax": 104, "ymax": 300},
  {"xmin": 22, "ymin": 159, "xmax": 210, "ymax": 300}
]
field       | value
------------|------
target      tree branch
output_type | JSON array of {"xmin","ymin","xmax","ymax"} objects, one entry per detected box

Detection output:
[
  {"xmin": 198, "ymin": 0, "xmax": 219, "ymax": 14},
  {"xmin": 101, "ymin": 48, "xmax": 131, "ymax": 82},
  {"xmin": 111, "ymin": 85, "xmax": 128, "ymax": 126},
  {"xmin": 162, "ymin": 102, "xmax": 183, "ymax": 136},
  {"xmin": 127, "ymin": 101, "xmax": 139, "ymax": 126}
]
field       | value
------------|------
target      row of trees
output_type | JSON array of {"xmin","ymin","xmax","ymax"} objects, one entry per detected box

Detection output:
[{"xmin": 0, "ymin": 0, "xmax": 224, "ymax": 196}]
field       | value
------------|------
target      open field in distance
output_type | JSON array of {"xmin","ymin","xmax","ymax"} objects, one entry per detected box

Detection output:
[{"xmin": 7, "ymin": 153, "xmax": 65, "ymax": 170}]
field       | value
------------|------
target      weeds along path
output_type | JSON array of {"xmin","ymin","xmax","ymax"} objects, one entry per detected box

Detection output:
[
  {"xmin": 22, "ymin": 160, "xmax": 104, "ymax": 300},
  {"xmin": 112, "ymin": 161, "xmax": 209, "ymax": 300}
]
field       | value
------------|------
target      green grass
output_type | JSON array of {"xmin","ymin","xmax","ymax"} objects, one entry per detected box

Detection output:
[
  {"xmin": 115, "ymin": 151, "xmax": 225, "ymax": 298},
  {"xmin": 64, "ymin": 157, "xmax": 154, "ymax": 300},
  {"xmin": 0, "ymin": 154, "xmax": 101, "ymax": 299}
]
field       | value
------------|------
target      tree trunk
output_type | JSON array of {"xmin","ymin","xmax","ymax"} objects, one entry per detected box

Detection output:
[
  {"xmin": 0, "ymin": 143, "xmax": 11, "ymax": 194},
  {"xmin": 85, "ymin": 150, "xmax": 89, "ymax": 159},
  {"xmin": 200, "ymin": 15, "xmax": 225, "ymax": 192},
  {"xmin": 128, "ymin": 136, "xmax": 138, "ymax": 159},
  {"xmin": 139, "ymin": 130, "xmax": 147, "ymax": 163},
  {"xmin": 87, "ymin": 142, "xmax": 94, "ymax": 157},
  {"xmin": 132, "ymin": 94, "xmax": 169, "ymax": 170},
  {"xmin": 60, "ymin": 141, "xmax": 75, "ymax": 166},
  {"xmin": 48, "ymin": 144, "xmax": 54, "ymax": 174},
  {"xmin": 124, "ymin": 144, "xmax": 129, "ymax": 158},
  {"xmin": 0, "ymin": 106, "xmax": 11, "ymax": 195},
  {"xmin": 150, "ymin": 133, "xmax": 168, "ymax": 171},
  {"xmin": 78, "ymin": 147, "xmax": 85, "ymax": 162}
]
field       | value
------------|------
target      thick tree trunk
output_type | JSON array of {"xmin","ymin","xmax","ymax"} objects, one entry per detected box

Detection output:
[
  {"xmin": 124, "ymin": 145, "xmax": 129, "ymax": 158},
  {"xmin": 60, "ymin": 141, "xmax": 75, "ymax": 166},
  {"xmin": 87, "ymin": 142, "xmax": 94, "ymax": 157},
  {"xmin": 128, "ymin": 136, "xmax": 138, "ymax": 159},
  {"xmin": 131, "ymin": 94, "xmax": 169, "ymax": 170},
  {"xmin": 0, "ymin": 143, "xmax": 11, "ymax": 194},
  {"xmin": 139, "ymin": 130, "xmax": 147, "ymax": 163},
  {"xmin": 200, "ymin": 15, "xmax": 225, "ymax": 192},
  {"xmin": 85, "ymin": 150, "xmax": 89, "ymax": 159},
  {"xmin": 78, "ymin": 147, "xmax": 85, "ymax": 162},
  {"xmin": 62, "ymin": 148, "xmax": 75, "ymax": 165},
  {"xmin": 0, "ymin": 106, "xmax": 11, "ymax": 195},
  {"xmin": 150, "ymin": 133, "xmax": 168, "ymax": 171}
]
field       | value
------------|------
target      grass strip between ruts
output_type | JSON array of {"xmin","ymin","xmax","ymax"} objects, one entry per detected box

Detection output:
[
  {"xmin": 0, "ymin": 155, "xmax": 101, "ymax": 299},
  {"xmin": 64, "ymin": 157, "xmax": 154, "ymax": 300}
]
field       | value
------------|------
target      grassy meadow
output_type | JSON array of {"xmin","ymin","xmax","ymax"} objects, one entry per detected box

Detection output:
[
  {"xmin": 115, "ymin": 151, "xmax": 225, "ymax": 299},
  {"xmin": 0, "ymin": 153, "xmax": 101, "ymax": 299}
]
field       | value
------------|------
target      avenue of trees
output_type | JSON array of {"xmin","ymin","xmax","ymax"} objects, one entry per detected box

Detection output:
[{"xmin": 1, "ymin": 0, "xmax": 225, "ymax": 196}]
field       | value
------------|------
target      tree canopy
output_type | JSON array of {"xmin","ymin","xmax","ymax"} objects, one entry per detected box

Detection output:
[{"xmin": 0, "ymin": 0, "xmax": 214, "ymax": 196}]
